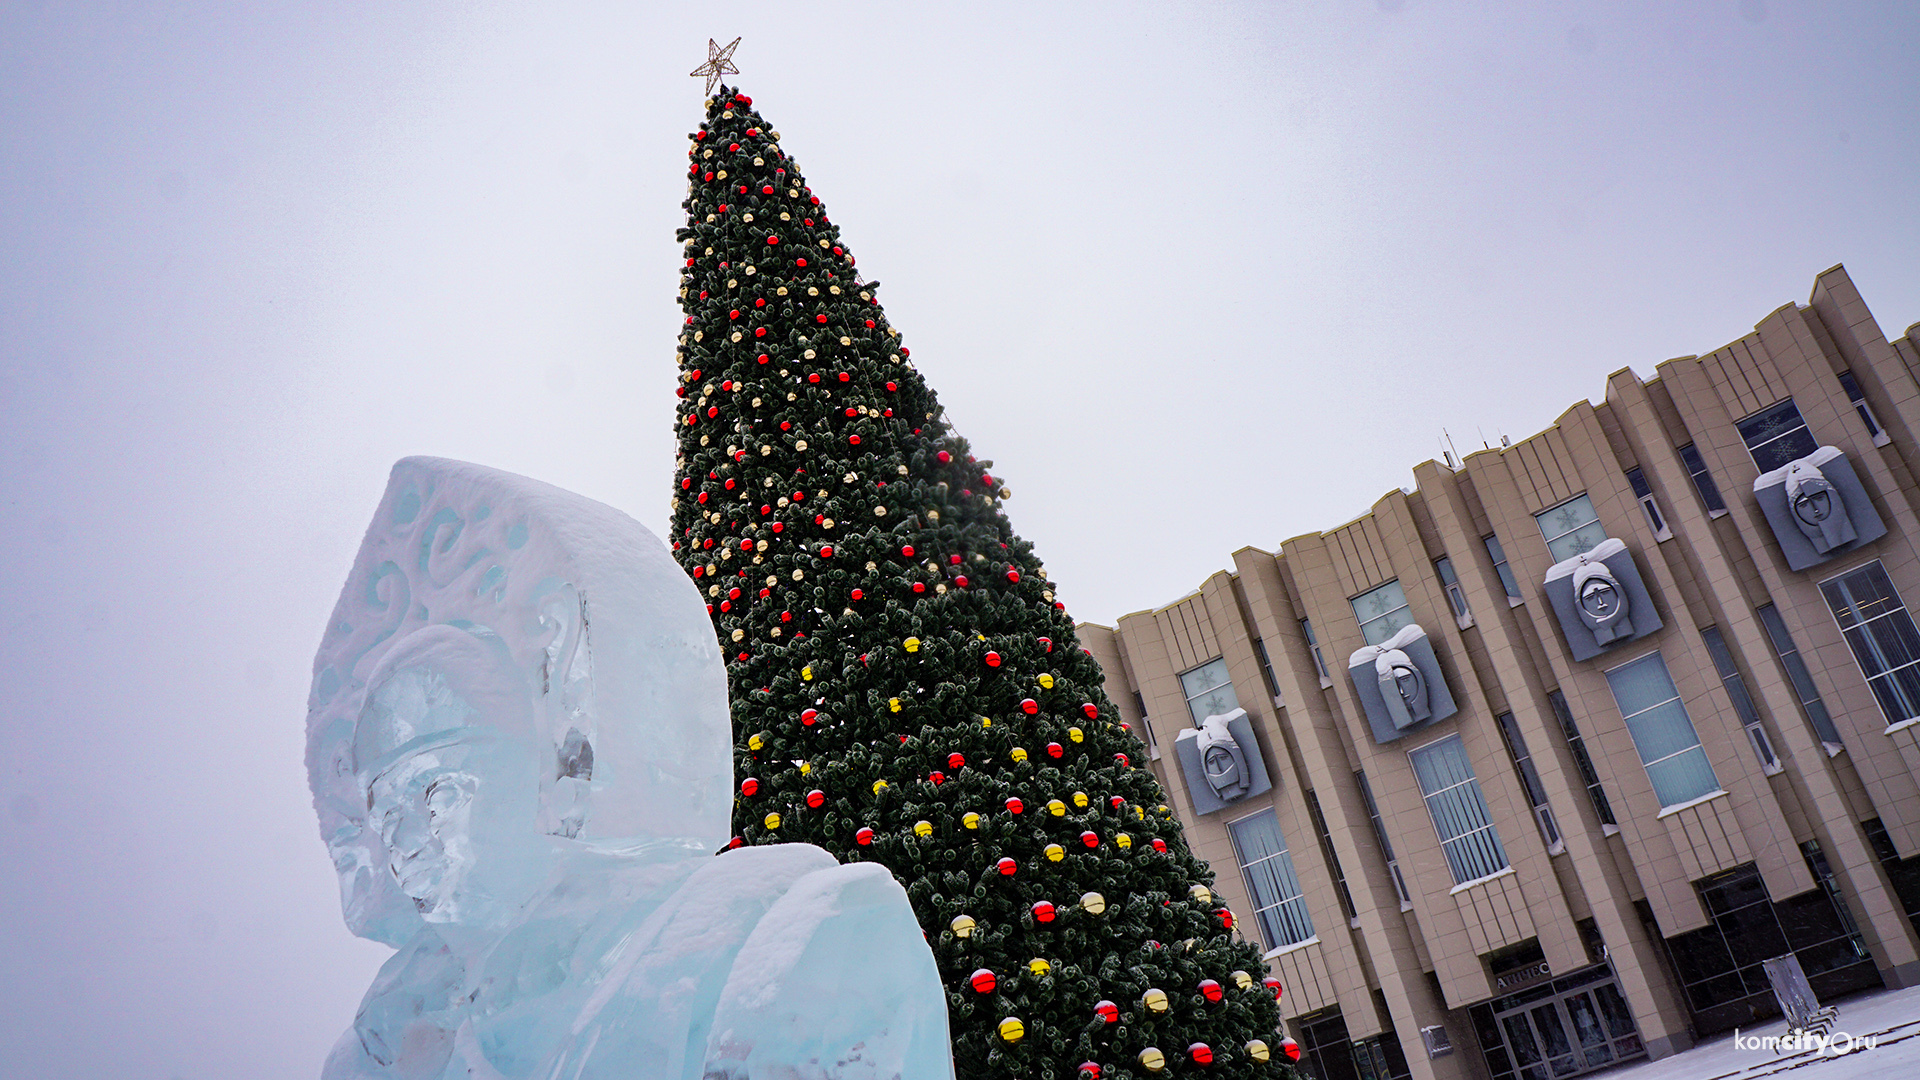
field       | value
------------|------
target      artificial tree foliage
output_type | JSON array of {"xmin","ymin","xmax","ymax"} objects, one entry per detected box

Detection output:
[{"xmin": 668, "ymin": 85, "xmax": 1294, "ymax": 1080}]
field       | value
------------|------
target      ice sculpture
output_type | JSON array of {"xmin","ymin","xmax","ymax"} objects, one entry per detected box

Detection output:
[{"xmin": 306, "ymin": 457, "xmax": 953, "ymax": 1080}]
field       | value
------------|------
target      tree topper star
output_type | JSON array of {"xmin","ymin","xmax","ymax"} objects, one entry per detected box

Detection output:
[{"xmin": 691, "ymin": 37, "xmax": 741, "ymax": 95}]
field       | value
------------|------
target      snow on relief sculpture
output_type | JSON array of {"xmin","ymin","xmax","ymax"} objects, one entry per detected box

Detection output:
[{"xmin": 306, "ymin": 457, "xmax": 953, "ymax": 1080}]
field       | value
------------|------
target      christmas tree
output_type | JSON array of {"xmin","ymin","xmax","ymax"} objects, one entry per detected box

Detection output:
[{"xmin": 668, "ymin": 84, "xmax": 1292, "ymax": 1080}]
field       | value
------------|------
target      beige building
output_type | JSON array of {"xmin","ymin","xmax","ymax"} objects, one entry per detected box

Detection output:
[{"xmin": 1081, "ymin": 265, "xmax": 1920, "ymax": 1080}]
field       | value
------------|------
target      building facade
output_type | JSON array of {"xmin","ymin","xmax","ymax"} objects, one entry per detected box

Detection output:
[{"xmin": 1081, "ymin": 266, "xmax": 1920, "ymax": 1080}]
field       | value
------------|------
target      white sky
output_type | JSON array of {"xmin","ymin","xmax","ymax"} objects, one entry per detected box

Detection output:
[{"xmin": 1, "ymin": 2, "xmax": 1915, "ymax": 1075}]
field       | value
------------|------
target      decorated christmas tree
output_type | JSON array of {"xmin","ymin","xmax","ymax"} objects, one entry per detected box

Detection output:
[{"xmin": 668, "ymin": 79, "xmax": 1292, "ymax": 1080}]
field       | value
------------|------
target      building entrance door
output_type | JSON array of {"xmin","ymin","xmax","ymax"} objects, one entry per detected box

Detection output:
[{"xmin": 1491, "ymin": 973, "xmax": 1642, "ymax": 1080}]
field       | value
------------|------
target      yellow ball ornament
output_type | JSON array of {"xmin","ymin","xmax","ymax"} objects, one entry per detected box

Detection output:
[
  {"xmin": 1246, "ymin": 1039, "xmax": 1270, "ymax": 1062},
  {"xmin": 1047, "ymin": 799, "xmax": 1066, "ymax": 816},
  {"xmin": 904, "ymin": 637, "xmax": 920, "ymax": 653},
  {"xmin": 1080, "ymin": 891, "xmax": 1106, "ymax": 915},
  {"xmin": 763, "ymin": 812, "xmax": 781, "ymax": 829},
  {"xmin": 1028, "ymin": 957, "xmax": 1051, "ymax": 976},
  {"xmin": 913, "ymin": 820, "xmax": 933, "ymax": 838},
  {"xmin": 801, "ymin": 665, "xmax": 813, "ymax": 681},
  {"xmin": 747, "ymin": 733, "xmax": 765, "ymax": 751},
  {"xmin": 1135, "ymin": 805, "xmax": 1146, "ymax": 820},
  {"xmin": 1115, "ymin": 833, "xmax": 1132, "ymax": 850},
  {"xmin": 950, "ymin": 914, "xmax": 976, "ymax": 938},
  {"xmin": 889, "ymin": 698, "xmax": 902, "ymax": 712},
  {"xmin": 1072, "ymin": 791, "xmax": 1089, "ymax": 808},
  {"xmin": 799, "ymin": 760, "xmax": 811, "ymax": 775},
  {"xmin": 1037, "ymin": 673, "xmax": 1055, "ymax": 689},
  {"xmin": 1141, "ymin": 987, "xmax": 1169, "ymax": 1013},
  {"xmin": 1009, "ymin": 747, "xmax": 1028, "ymax": 763},
  {"xmin": 872, "ymin": 779, "xmax": 889, "ymax": 795},
  {"xmin": 963, "ymin": 811, "xmax": 981, "ymax": 829},
  {"xmin": 997, "ymin": 1017, "xmax": 1024, "ymax": 1043},
  {"xmin": 1045, "ymin": 843, "xmax": 1065, "ymax": 862},
  {"xmin": 1068, "ymin": 726, "xmax": 1084, "ymax": 742},
  {"xmin": 1138, "ymin": 1047, "xmax": 1166, "ymax": 1072}
]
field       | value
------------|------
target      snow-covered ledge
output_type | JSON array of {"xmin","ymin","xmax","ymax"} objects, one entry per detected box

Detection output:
[
  {"xmin": 1885, "ymin": 717, "xmax": 1920, "ymax": 736},
  {"xmin": 1448, "ymin": 866, "xmax": 1516, "ymax": 896},
  {"xmin": 1656, "ymin": 789, "xmax": 1729, "ymax": 819},
  {"xmin": 1263, "ymin": 936, "xmax": 1320, "ymax": 961}
]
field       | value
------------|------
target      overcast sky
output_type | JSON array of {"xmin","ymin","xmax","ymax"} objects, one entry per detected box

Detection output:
[{"xmin": 2, "ymin": 2, "xmax": 1916, "ymax": 1076}]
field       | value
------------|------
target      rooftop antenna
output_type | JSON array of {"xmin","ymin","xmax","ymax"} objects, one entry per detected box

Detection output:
[
  {"xmin": 1501, "ymin": 433, "xmax": 1512, "ymax": 448},
  {"xmin": 1442, "ymin": 429, "xmax": 1461, "ymax": 469}
]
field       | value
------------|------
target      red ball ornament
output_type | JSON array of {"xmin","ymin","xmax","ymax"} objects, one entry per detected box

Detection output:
[
  {"xmin": 740, "ymin": 777, "xmax": 760, "ymax": 797},
  {"xmin": 856, "ymin": 827, "xmax": 875, "ymax": 846},
  {"xmin": 1281, "ymin": 1038, "xmax": 1301, "ymax": 1062},
  {"xmin": 901, "ymin": 545, "xmax": 915, "ymax": 557},
  {"xmin": 1115, "ymin": 753, "xmax": 1131, "ymax": 767},
  {"xmin": 1078, "ymin": 1064, "xmax": 1102, "ymax": 1080},
  {"xmin": 1020, "ymin": 698, "xmax": 1039, "ymax": 715},
  {"xmin": 953, "ymin": 575, "xmax": 968, "ymax": 588},
  {"xmin": 1082, "ymin": 703, "xmax": 1099, "ymax": 719},
  {"xmin": 1006, "ymin": 569, "xmax": 1020, "ymax": 582},
  {"xmin": 1189, "ymin": 1043, "xmax": 1214, "ymax": 1066},
  {"xmin": 1005, "ymin": 797, "xmax": 1024, "ymax": 814},
  {"xmin": 1216, "ymin": 907, "xmax": 1234, "ymax": 930},
  {"xmin": 1031, "ymin": 900, "xmax": 1056, "ymax": 923},
  {"xmin": 969, "ymin": 969, "xmax": 997, "ymax": 994},
  {"xmin": 984, "ymin": 652, "xmax": 1001, "ymax": 667},
  {"xmin": 1046, "ymin": 742, "xmax": 1064, "ymax": 758},
  {"xmin": 1094, "ymin": 1000, "xmax": 1119, "ymax": 1024},
  {"xmin": 766, "ymin": 235, "xmax": 779, "ymax": 245},
  {"xmin": 1263, "ymin": 977, "xmax": 1284, "ymax": 1000},
  {"xmin": 1152, "ymin": 838, "xmax": 1168, "ymax": 853},
  {"xmin": 1198, "ymin": 979, "xmax": 1223, "ymax": 1002},
  {"xmin": 806, "ymin": 789, "xmax": 825, "ymax": 808},
  {"xmin": 948, "ymin": 752, "xmax": 966, "ymax": 770},
  {"xmin": 929, "ymin": 771, "xmax": 945, "ymax": 785},
  {"xmin": 1110, "ymin": 796, "xmax": 1125, "ymax": 809},
  {"xmin": 800, "ymin": 709, "xmax": 818, "ymax": 726},
  {"xmin": 848, "ymin": 435, "xmax": 860, "ymax": 446},
  {"xmin": 819, "ymin": 546, "xmax": 833, "ymax": 558},
  {"xmin": 1081, "ymin": 831, "xmax": 1099, "ymax": 848},
  {"xmin": 937, "ymin": 450, "xmax": 951, "ymax": 463},
  {"xmin": 727, "ymin": 835, "xmax": 743, "ymax": 848},
  {"xmin": 851, "ymin": 589, "xmax": 864, "ymax": 601},
  {"xmin": 996, "ymin": 857, "xmax": 1017, "ymax": 876},
  {"xmin": 1037, "ymin": 637, "xmax": 1053, "ymax": 652}
]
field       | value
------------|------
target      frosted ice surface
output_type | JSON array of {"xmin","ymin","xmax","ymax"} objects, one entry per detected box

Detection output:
[{"xmin": 307, "ymin": 457, "xmax": 952, "ymax": 1080}]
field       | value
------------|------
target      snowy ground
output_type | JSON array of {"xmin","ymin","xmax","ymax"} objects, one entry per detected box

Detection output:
[{"xmin": 1598, "ymin": 983, "xmax": 1920, "ymax": 1080}]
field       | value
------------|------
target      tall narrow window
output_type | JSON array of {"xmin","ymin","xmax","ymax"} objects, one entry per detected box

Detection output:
[
  {"xmin": 1700, "ymin": 626, "xmax": 1779, "ymax": 772},
  {"xmin": 1738, "ymin": 398, "xmax": 1818, "ymax": 472},
  {"xmin": 1485, "ymin": 534, "xmax": 1523, "ymax": 600},
  {"xmin": 1756, "ymin": 604, "xmax": 1843, "ymax": 745},
  {"xmin": 1604, "ymin": 652, "xmax": 1720, "ymax": 807},
  {"xmin": 1179, "ymin": 658, "xmax": 1240, "ymax": 727},
  {"xmin": 1549, "ymin": 690, "xmax": 1617, "ymax": 827},
  {"xmin": 1304, "ymin": 790, "xmax": 1357, "ymax": 920},
  {"xmin": 1300, "ymin": 618, "xmax": 1330, "ymax": 682},
  {"xmin": 1227, "ymin": 809, "xmax": 1315, "ymax": 950},
  {"xmin": 1536, "ymin": 494, "xmax": 1609, "ymax": 562},
  {"xmin": 1625, "ymin": 468, "xmax": 1673, "ymax": 541},
  {"xmin": 1677, "ymin": 443, "xmax": 1728, "ymax": 513},
  {"xmin": 1356, "ymin": 770, "xmax": 1413, "ymax": 905},
  {"xmin": 1494, "ymin": 712, "xmax": 1563, "ymax": 851},
  {"xmin": 1821, "ymin": 561, "xmax": 1920, "ymax": 729},
  {"xmin": 1409, "ymin": 735, "xmax": 1510, "ymax": 885},
  {"xmin": 1839, "ymin": 371, "xmax": 1890, "ymax": 446},
  {"xmin": 1352, "ymin": 579, "xmax": 1414, "ymax": 645},
  {"xmin": 1253, "ymin": 638, "xmax": 1283, "ymax": 706},
  {"xmin": 1435, "ymin": 556, "xmax": 1472, "ymax": 624},
  {"xmin": 1131, "ymin": 690, "xmax": 1160, "ymax": 758}
]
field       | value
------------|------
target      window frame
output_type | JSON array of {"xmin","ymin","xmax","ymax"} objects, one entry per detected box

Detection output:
[
  {"xmin": 1225, "ymin": 807, "xmax": 1316, "ymax": 952},
  {"xmin": 1700, "ymin": 625, "xmax": 1780, "ymax": 774},
  {"xmin": 1737, "ymin": 398, "xmax": 1819, "ymax": 473},
  {"xmin": 1178, "ymin": 657, "xmax": 1241, "ymax": 728},
  {"xmin": 1625, "ymin": 467, "xmax": 1673, "ymax": 542},
  {"xmin": 1352, "ymin": 578, "xmax": 1415, "ymax": 646},
  {"xmin": 1535, "ymin": 493, "xmax": 1610, "ymax": 563},
  {"xmin": 1601, "ymin": 649, "xmax": 1721, "ymax": 809},
  {"xmin": 1300, "ymin": 618, "xmax": 1331, "ymax": 685},
  {"xmin": 1484, "ymin": 533, "xmax": 1523, "ymax": 603},
  {"xmin": 1839, "ymin": 371, "xmax": 1891, "ymax": 448},
  {"xmin": 1677, "ymin": 443, "xmax": 1729, "ymax": 514},
  {"xmin": 1356, "ymin": 769, "xmax": 1414, "ymax": 908},
  {"xmin": 1407, "ymin": 733, "xmax": 1511, "ymax": 887},
  {"xmin": 1435, "ymin": 555, "xmax": 1473, "ymax": 627},
  {"xmin": 1756, "ymin": 603, "xmax": 1843, "ymax": 747},
  {"xmin": 1819, "ymin": 559, "xmax": 1920, "ymax": 731},
  {"xmin": 1549, "ymin": 689, "xmax": 1617, "ymax": 829},
  {"xmin": 1494, "ymin": 711, "xmax": 1564, "ymax": 853}
]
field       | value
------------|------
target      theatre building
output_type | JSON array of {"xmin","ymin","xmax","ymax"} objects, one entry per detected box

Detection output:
[{"xmin": 1081, "ymin": 266, "xmax": 1920, "ymax": 1080}]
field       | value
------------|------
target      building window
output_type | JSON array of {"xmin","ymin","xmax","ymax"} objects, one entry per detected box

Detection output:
[
  {"xmin": 1253, "ymin": 638, "xmax": 1282, "ymax": 705},
  {"xmin": 1356, "ymin": 770, "xmax": 1413, "ymax": 905},
  {"xmin": 1179, "ymin": 657, "xmax": 1241, "ymax": 727},
  {"xmin": 1699, "ymin": 627, "xmax": 1779, "ymax": 772},
  {"xmin": 1495, "ymin": 712, "xmax": 1563, "ymax": 851},
  {"xmin": 1131, "ymin": 690, "xmax": 1160, "ymax": 758},
  {"xmin": 1839, "ymin": 371, "xmax": 1890, "ymax": 446},
  {"xmin": 1737, "ymin": 398, "xmax": 1819, "ymax": 473},
  {"xmin": 1353, "ymin": 579, "xmax": 1414, "ymax": 645},
  {"xmin": 1820, "ymin": 560, "xmax": 1920, "ymax": 728},
  {"xmin": 1436, "ymin": 556, "xmax": 1472, "ymax": 623},
  {"xmin": 1304, "ymin": 790, "xmax": 1357, "ymax": 920},
  {"xmin": 1226, "ymin": 809, "xmax": 1315, "ymax": 950},
  {"xmin": 1485, "ymin": 533, "xmax": 1523, "ymax": 600},
  {"xmin": 1549, "ymin": 690, "xmax": 1617, "ymax": 827},
  {"xmin": 1603, "ymin": 652, "xmax": 1719, "ymax": 808},
  {"xmin": 1536, "ymin": 494, "xmax": 1609, "ymax": 563},
  {"xmin": 1624, "ymin": 468, "xmax": 1673, "ymax": 541},
  {"xmin": 1756, "ymin": 604, "xmax": 1843, "ymax": 745},
  {"xmin": 1409, "ymin": 735, "xmax": 1510, "ymax": 885},
  {"xmin": 1676, "ymin": 443, "xmax": 1728, "ymax": 513},
  {"xmin": 1300, "ymin": 618, "xmax": 1330, "ymax": 681}
]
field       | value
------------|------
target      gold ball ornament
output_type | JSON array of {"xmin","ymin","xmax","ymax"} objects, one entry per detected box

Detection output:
[
  {"xmin": 1072, "ymin": 791, "xmax": 1089, "ymax": 808},
  {"xmin": 763, "ymin": 812, "xmax": 781, "ymax": 829},
  {"xmin": 1190, "ymin": 885, "xmax": 1214, "ymax": 904},
  {"xmin": 1044, "ymin": 843, "xmax": 1065, "ymax": 862},
  {"xmin": 951, "ymin": 914, "xmax": 976, "ymax": 938},
  {"xmin": 747, "ymin": 733, "xmax": 765, "ymax": 751},
  {"xmin": 1246, "ymin": 1039, "xmax": 1270, "ymax": 1063},
  {"xmin": 1080, "ymin": 891, "xmax": 1107, "ymax": 915},
  {"xmin": 1037, "ymin": 673, "xmax": 1055, "ymax": 689},
  {"xmin": 1231, "ymin": 969, "xmax": 1254, "ymax": 991},
  {"xmin": 1115, "ymin": 833, "xmax": 1132, "ymax": 850},
  {"xmin": 1028, "ymin": 957, "xmax": 1051, "ymax": 976},
  {"xmin": 997, "ymin": 1017, "xmax": 1025, "ymax": 1044},
  {"xmin": 1009, "ymin": 746, "xmax": 1028, "ymax": 763},
  {"xmin": 1142, "ymin": 987, "xmax": 1169, "ymax": 1013},
  {"xmin": 913, "ymin": 820, "xmax": 933, "ymax": 838},
  {"xmin": 963, "ymin": 812, "xmax": 981, "ymax": 830},
  {"xmin": 1138, "ymin": 1047, "xmax": 1166, "ymax": 1072},
  {"xmin": 1047, "ymin": 799, "xmax": 1067, "ymax": 816},
  {"xmin": 1068, "ymin": 726, "xmax": 1084, "ymax": 742}
]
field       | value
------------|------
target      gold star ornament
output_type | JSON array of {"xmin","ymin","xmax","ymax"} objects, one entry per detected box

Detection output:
[{"xmin": 691, "ymin": 37, "xmax": 741, "ymax": 95}]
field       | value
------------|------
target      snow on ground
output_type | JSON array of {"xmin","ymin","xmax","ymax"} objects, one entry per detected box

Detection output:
[{"xmin": 1597, "ymin": 982, "xmax": 1920, "ymax": 1080}]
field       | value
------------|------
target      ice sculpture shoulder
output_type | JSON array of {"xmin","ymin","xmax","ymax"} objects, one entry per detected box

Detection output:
[{"xmin": 306, "ymin": 457, "xmax": 953, "ymax": 1080}]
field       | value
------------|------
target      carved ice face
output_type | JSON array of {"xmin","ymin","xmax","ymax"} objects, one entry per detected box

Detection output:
[{"xmin": 368, "ymin": 735, "xmax": 546, "ymax": 924}]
